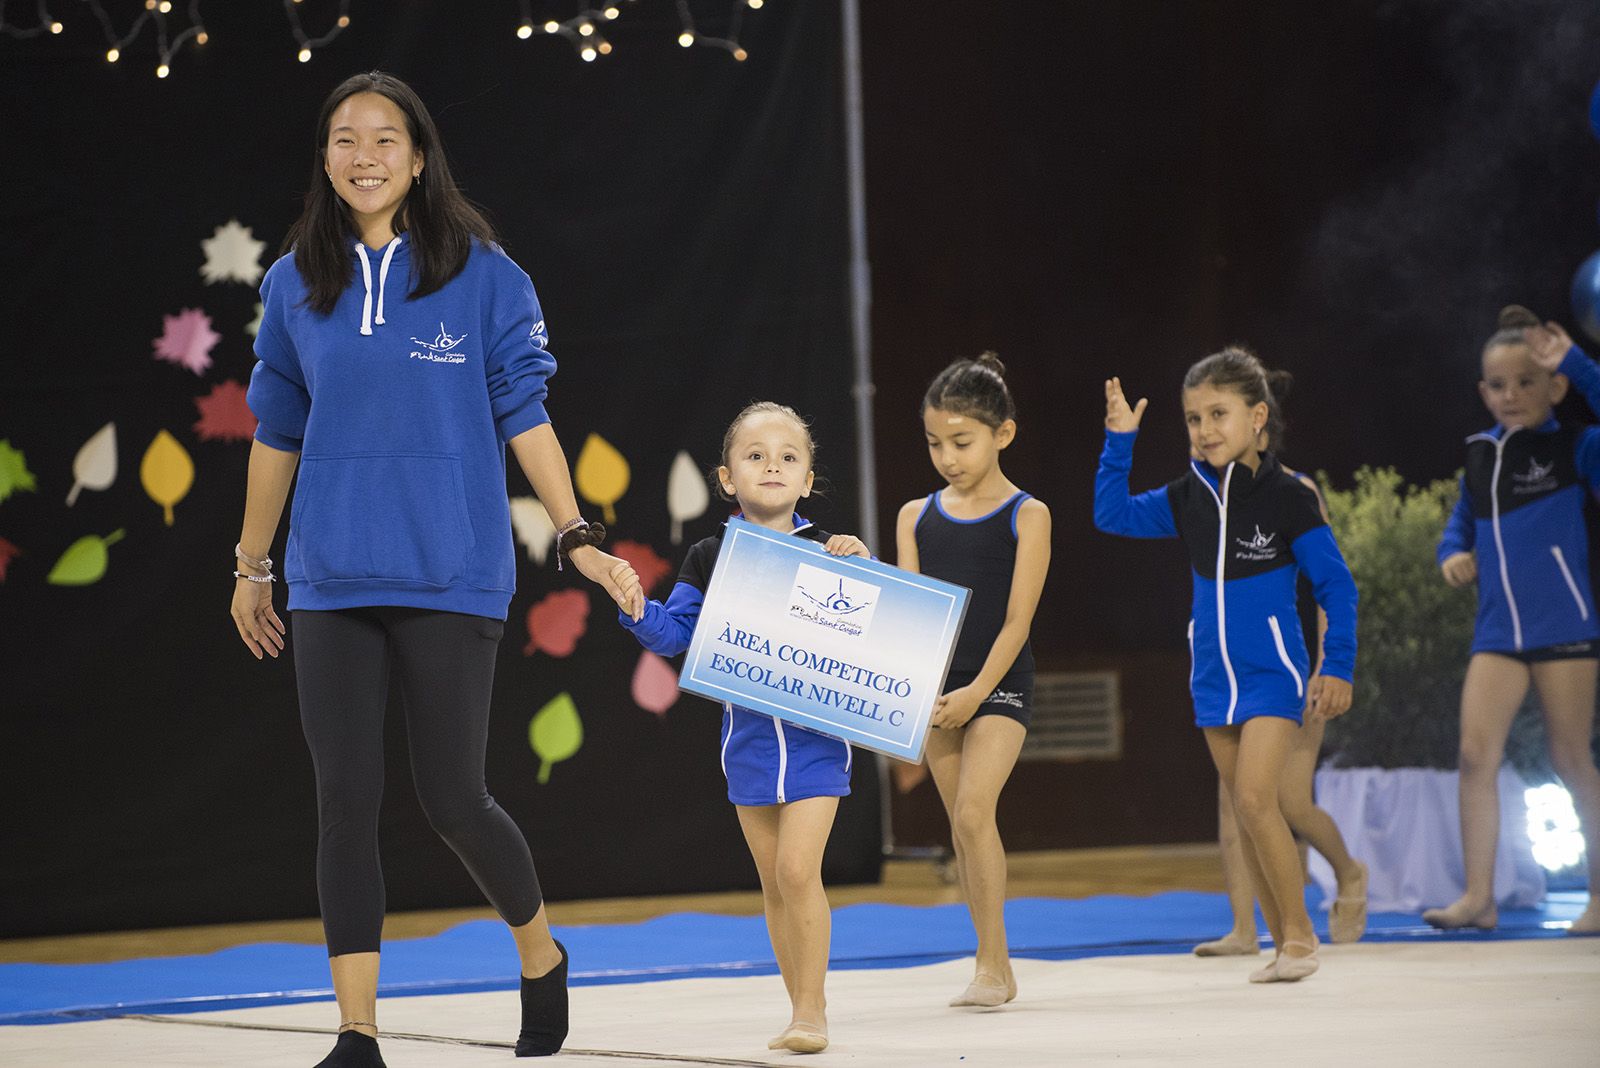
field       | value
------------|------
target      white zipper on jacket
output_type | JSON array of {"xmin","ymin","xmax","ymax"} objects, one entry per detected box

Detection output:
[
  {"xmin": 1267, "ymin": 615, "xmax": 1305, "ymax": 698},
  {"xmin": 1552, "ymin": 545, "xmax": 1590, "ymax": 620},
  {"xmin": 720, "ymin": 703, "xmax": 734, "ymax": 780},
  {"xmin": 1468, "ymin": 429, "xmax": 1523, "ymax": 650},
  {"xmin": 772, "ymin": 717, "xmax": 789, "ymax": 804},
  {"xmin": 1192, "ymin": 461, "xmax": 1239, "ymax": 724}
]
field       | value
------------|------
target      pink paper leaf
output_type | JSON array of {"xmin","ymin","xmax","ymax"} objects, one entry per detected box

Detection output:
[
  {"xmin": 523, "ymin": 588, "xmax": 590, "ymax": 657},
  {"xmin": 631, "ymin": 650, "xmax": 680, "ymax": 716},
  {"xmin": 153, "ymin": 308, "xmax": 221, "ymax": 376}
]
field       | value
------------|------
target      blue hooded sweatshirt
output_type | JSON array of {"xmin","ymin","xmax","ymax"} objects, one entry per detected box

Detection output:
[{"xmin": 246, "ymin": 234, "xmax": 555, "ymax": 619}]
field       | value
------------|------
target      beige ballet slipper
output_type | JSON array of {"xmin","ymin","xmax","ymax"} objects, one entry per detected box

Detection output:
[{"xmin": 1329, "ymin": 861, "xmax": 1369, "ymax": 943}]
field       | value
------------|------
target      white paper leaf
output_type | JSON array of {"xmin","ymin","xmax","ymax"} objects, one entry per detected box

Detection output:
[
  {"xmin": 245, "ymin": 302, "xmax": 264, "ymax": 337},
  {"xmin": 510, "ymin": 496, "xmax": 556, "ymax": 565},
  {"xmin": 200, "ymin": 219, "xmax": 267, "ymax": 285},
  {"xmin": 67, "ymin": 422, "xmax": 117, "ymax": 506},
  {"xmin": 666, "ymin": 450, "xmax": 709, "ymax": 545}
]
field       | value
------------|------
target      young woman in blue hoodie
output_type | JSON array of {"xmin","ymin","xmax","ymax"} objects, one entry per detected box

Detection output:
[
  {"xmin": 1423, "ymin": 307, "xmax": 1600, "ymax": 936},
  {"xmin": 1095, "ymin": 347, "xmax": 1359, "ymax": 983},
  {"xmin": 231, "ymin": 72, "xmax": 643, "ymax": 1067}
]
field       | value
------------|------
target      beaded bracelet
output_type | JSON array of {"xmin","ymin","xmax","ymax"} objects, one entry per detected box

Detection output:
[{"xmin": 233, "ymin": 570, "xmax": 275, "ymax": 584}]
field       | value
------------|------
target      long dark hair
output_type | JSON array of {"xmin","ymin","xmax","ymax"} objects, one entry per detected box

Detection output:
[{"xmin": 283, "ymin": 71, "xmax": 497, "ymax": 314}]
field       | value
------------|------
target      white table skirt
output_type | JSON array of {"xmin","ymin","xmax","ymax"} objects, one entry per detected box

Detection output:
[{"xmin": 1308, "ymin": 765, "xmax": 1545, "ymax": 913}]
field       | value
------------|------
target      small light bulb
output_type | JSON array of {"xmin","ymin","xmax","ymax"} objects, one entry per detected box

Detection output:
[
  {"xmin": 159, "ymin": 0, "xmax": 172, "ymax": 12},
  {"xmin": 196, "ymin": 31, "xmax": 208, "ymax": 45},
  {"xmin": 578, "ymin": 21, "xmax": 593, "ymax": 36},
  {"xmin": 598, "ymin": 39, "xmax": 613, "ymax": 55},
  {"xmin": 145, "ymin": 0, "xmax": 156, "ymax": 10},
  {"xmin": 603, "ymin": 5, "xmax": 619, "ymax": 18},
  {"xmin": 106, "ymin": 47, "xmax": 120, "ymax": 63},
  {"xmin": 733, "ymin": 47, "xmax": 748, "ymax": 61},
  {"xmin": 298, "ymin": 47, "xmax": 312, "ymax": 63},
  {"xmin": 580, "ymin": 45, "xmax": 596, "ymax": 62},
  {"xmin": 544, "ymin": 20, "xmax": 559, "ymax": 34},
  {"xmin": 747, "ymin": 0, "xmax": 763, "ymax": 8},
  {"xmin": 678, "ymin": 31, "xmax": 693, "ymax": 47},
  {"xmin": 338, "ymin": 15, "xmax": 350, "ymax": 28},
  {"xmin": 517, "ymin": 22, "xmax": 533, "ymax": 39},
  {"xmin": 156, "ymin": 63, "xmax": 170, "ymax": 78},
  {"xmin": 50, "ymin": 21, "xmax": 63, "ymax": 34}
]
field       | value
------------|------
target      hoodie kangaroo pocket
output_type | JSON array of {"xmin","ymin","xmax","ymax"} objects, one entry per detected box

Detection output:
[{"xmin": 291, "ymin": 453, "xmax": 473, "ymax": 586}]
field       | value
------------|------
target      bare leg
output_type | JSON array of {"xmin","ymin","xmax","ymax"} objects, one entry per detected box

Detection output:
[
  {"xmin": 328, "ymin": 953, "xmax": 379, "ymax": 1038},
  {"xmin": 508, "ymin": 904, "xmax": 564, "ymax": 978},
  {"xmin": 1532, "ymin": 658, "xmax": 1600, "ymax": 934},
  {"xmin": 1424, "ymin": 654, "xmax": 1529, "ymax": 928},
  {"xmin": 1193, "ymin": 780, "xmax": 1261, "ymax": 955},
  {"xmin": 736, "ymin": 805, "xmax": 797, "ymax": 1011},
  {"xmin": 773, "ymin": 796, "xmax": 840, "ymax": 1044},
  {"xmin": 926, "ymin": 715, "xmax": 1027, "ymax": 1004},
  {"xmin": 1205, "ymin": 728, "xmax": 1282, "ymax": 949},
  {"xmin": 1279, "ymin": 716, "xmax": 1367, "ymax": 941}
]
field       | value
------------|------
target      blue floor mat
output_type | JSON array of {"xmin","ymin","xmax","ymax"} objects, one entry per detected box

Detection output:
[{"xmin": 2, "ymin": 889, "xmax": 1587, "ymax": 1026}]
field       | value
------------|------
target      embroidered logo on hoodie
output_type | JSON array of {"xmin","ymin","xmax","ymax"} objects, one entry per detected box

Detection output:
[
  {"xmin": 409, "ymin": 322, "xmax": 470, "ymax": 364},
  {"xmin": 1234, "ymin": 525, "xmax": 1280, "ymax": 562},
  {"xmin": 1511, "ymin": 457, "xmax": 1557, "ymax": 495}
]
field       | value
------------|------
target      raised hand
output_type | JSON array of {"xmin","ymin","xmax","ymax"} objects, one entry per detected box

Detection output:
[
  {"xmin": 1525, "ymin": 320, "xmax": 1575, "ymax": 372},
  {"xmin": 1105, "ymin": 376, "xmax": 1148, "ymax": 432},
  {"xmin": 1440, "ymin": 551, "xmax": 1477, "ymax": 588}
]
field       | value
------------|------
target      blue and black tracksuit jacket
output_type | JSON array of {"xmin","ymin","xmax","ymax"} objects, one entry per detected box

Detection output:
[
  {"xmin": 1095, "ymin": 434, "xmax": 1358, "ymax": 727},
  {"xmin": 1438, "ymin": 346, "xmax": 1600, "ymax": 655}
]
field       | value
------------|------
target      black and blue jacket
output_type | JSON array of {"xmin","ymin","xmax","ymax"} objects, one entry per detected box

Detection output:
[
  {"xmin": 1095, "ymin": 432, "xmax": 1358, "ymax": 727},
  {"xmin": 1439, "ymin": 346, "xmax": 1600, "ymax": 654}
]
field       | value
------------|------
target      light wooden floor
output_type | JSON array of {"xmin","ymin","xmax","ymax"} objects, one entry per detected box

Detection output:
[{"xmin": 0, "ymin": 844, "xmax": 1227, "ymax": 965}]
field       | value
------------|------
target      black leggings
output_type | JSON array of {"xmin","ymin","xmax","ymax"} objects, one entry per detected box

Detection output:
[{"xmin": 293, "ymin": 607, "xmax": 541, "ymax": 956}]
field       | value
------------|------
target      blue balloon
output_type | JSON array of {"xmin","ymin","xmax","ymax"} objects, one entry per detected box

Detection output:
[{"xmin": 1574, "ymin": 249, "xmax": 1600, "ymax": 346}]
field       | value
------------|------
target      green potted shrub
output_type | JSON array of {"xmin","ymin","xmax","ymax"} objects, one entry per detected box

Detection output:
[{"xmin": 1312, "ymin": 467, "xmax": 1545, "ymax": 911}]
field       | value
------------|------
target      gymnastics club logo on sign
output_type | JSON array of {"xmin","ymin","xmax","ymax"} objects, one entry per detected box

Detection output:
[{"xmin": 787, "ymin": 562, "xmax": 880, "ymax": 638}]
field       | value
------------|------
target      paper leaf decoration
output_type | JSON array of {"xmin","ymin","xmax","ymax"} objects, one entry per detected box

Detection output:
[
  {"xmin": 47, "ymin": 529, "xmax": 124, "ymax": 586},
  {"xmin": 509, "ymin": 496, "xmax": 556, "ymax": 564},
  {"xmin": 153, "ymin": 308, "xmax": 221, "ymax": 376},
  {"xmin": 200, "ymin": 218, "xmax": 267, "ymax": 285},
  {"xmin": 523, "ymin": 588, "xmax": 589, "ymax": 657},
  {"xmin": 575, "ymin": 433, "xmax": 630, "ymax": 525},
  {"xmin": 667, "ymin": 450, "xmax": 709, "ymax": 544},
  {"xmin": 140, "ymin": 430, "xmax": 194, "ymax": 526},
  {"xmin": 0, "ymin": 440, "xmax": 38, "ymax": 505},
  {"xmin": 67, "ymin": 422, "xmax": 117, "ymax": 506},
  {"xmin": 245, "ymin": 302, "xmax": 264, "ymax": 337},
  {"xmin": 529, "ymin": 691, "xmax": 583, "ymax": 785},
  {"xmin": 193, "ymin": 381, "xmax": 257, "ymax": 443},
  {"xmin": 613, "ymin": 539, "xmax": 673, "ymax": 595},
  {"xmin": 0, "ymin": 537, "xmax": 20, "ymax": 582},
  {"xmin": 632, "ymin": 650, "xmax": 680, "ymax": 716}
]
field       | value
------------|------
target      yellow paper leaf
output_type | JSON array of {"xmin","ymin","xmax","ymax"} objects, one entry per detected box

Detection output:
[
  {"xmin": 140, "ymin": 429, "xmax": 194, "ymax": 526},
  {"xmin": 575, "ymin": 433, "xmax": 630, "ymax": 525}
]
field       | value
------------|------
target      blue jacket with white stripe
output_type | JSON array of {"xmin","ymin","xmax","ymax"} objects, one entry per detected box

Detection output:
[
  {"xmin": 1438, "ymin": 346, "xmax": 1600, "ymax": 654},
  {"xmin": 1095, "ymin": 433, "xmax": 1359, "ymax": 727}
]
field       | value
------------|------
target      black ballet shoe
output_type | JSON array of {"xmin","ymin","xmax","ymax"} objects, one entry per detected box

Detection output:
[
  {"xmin": 515, "ymin": 939, "xmax": 569, "ymax": 1057},
  {"xmin": 312, "ymin": 1029, "xmax": 386, "ymax": 1067}
]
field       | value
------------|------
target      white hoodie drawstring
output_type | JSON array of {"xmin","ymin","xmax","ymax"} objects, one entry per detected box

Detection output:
[{"xmin": 354, "ymin": 236, "xmax": 402, "ymax": 336}]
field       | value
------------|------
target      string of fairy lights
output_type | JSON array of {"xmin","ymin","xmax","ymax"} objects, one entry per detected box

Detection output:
[{"xmin": 1, "ymin": 0, "xmax": 768, "ymax": 77}]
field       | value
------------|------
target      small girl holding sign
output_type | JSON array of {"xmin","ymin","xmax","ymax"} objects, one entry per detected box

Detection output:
[
  {"xmin": 897, "ymin": 353, "xmax": 1052, "ymax": 1008},
  {"xmin": 617, "ymin": 401, "xmax": 868, "ymax": 1054}
]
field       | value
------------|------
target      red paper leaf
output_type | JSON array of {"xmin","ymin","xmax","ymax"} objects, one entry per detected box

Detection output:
[
  {"xmin": 612, "ymin": 539, "xmax": 674, "ymax": 595},
  {"xmin": 0, "ymin": 537, "xmax": 20, "ymax": 583},
  {"xmin": 631, "ymin": 650, "xmax": 680, "ymax": 716},
  {"xmin": 193, "ymin": 380, "xmax": 258, "ymax": 442},
  {"xmin": 523, "ymin": 588, "xmax": 590, "ymax": 657}
]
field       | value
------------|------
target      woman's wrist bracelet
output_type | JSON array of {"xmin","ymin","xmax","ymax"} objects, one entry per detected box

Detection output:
[
  {"xmin": 556, "ymin": 520, "xmax": 606, "ymax": 570},
  {"xmin": 235, "ymin": 543, "xmax": 274, "ymax": 572},
  {"xmin": 233, "ymin": 570, "xmax": 275, "ymax": 584}
]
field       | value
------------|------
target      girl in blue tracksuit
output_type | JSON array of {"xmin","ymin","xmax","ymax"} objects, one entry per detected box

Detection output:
[
  {"xmin": 619, "ymin": 402, "xmax": 867, "ymax": 1055},
  {"xmin": 1095, "ymin": 347, "xmax": 1359, "ymax": 983},
  {"xmin": 1424, "ymin": 307, "xmax": 1600, "ymax": 936}
]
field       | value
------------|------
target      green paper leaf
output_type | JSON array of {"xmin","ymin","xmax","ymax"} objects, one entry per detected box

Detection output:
[
  {"xmin": 47, "ymin": 529, "xmax": 125, "ymax": 586},
  {"xmin": 0, "ymin": 440, "xmax": 38, "ymax": 504},
  {"xmin": 529, "ymin": 692, "xmax": 583, "ymax": 785}
]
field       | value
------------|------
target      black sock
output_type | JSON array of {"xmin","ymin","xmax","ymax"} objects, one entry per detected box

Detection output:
[
  {"xmin": 312, "ymin": 1029, "xmax": 386, "ymax": 1068},
  {"xmin": 515, "ymin": 940, "xmax": 569, "ymax": 1057}
]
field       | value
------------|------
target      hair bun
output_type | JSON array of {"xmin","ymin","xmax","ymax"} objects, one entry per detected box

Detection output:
[
  {"xmin": 975, "ymin": 351, "xmax": 1007, "ymax": 378},
  {"xmin": 1265, "ymin": 368, "xmax": 1294, "ymax": 401},
  {"xmin": 1497, "ymin": 304, "xmax": 1540, "ymax": 331}
]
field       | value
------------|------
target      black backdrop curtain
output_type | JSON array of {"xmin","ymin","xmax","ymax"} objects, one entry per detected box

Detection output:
[{"xmin": 0, "ymin": 1, "xmax": 877, "ymax": 937}]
